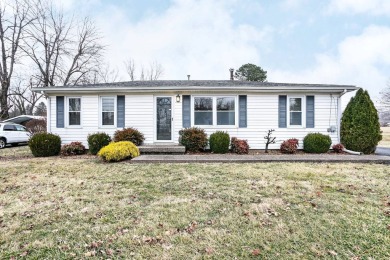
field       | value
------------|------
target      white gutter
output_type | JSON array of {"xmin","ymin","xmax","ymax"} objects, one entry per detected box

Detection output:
[{"xmin": 33, "ymin": 86, "xmax": 358, "ymax": 95}]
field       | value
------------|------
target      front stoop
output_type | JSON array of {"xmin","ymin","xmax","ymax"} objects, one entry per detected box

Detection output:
[{"xmin": 138, "ymin": 144, "xmax": 185, "ymax": 155}]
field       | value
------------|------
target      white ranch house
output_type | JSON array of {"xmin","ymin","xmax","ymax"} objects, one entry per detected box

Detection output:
[{"xmin": 33, "ymin": 80, "xmax": 357, "ymax": 150}]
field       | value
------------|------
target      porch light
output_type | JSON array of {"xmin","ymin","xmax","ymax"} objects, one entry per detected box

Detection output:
[{"xmin": 176, "ymin": 94, "xmax": 181, "ymax": 103}]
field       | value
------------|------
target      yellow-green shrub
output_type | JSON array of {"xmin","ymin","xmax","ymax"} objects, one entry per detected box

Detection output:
[{"xmin": 97, "ymin": 141, "xmax": 140, "ymax": 162}]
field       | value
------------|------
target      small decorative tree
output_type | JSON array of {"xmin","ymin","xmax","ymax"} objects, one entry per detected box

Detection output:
[
  {"xmin": 341, "ymin": 89, "xmax": 382, "ymax": 154},
  {"xmin": 264, "ymin": 129, "xmax": 276, "ymax": 153}
]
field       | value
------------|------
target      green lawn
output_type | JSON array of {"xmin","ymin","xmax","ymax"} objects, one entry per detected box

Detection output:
[{"xmin": 0, "ymin": 148, "xmax": 389, "ymax": 259}]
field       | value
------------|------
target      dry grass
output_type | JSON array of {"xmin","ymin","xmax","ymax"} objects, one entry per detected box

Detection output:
[
  {"xmin": 0, "ymin": 145, "xmax": 33, "ymax": 159},
  {"xmin": 379, "ymin": 127, "xmax": 390, "ymax": 147},
  {"xmin": 0, "ymin": 153, "xmax": 389, "ymax": 259}
]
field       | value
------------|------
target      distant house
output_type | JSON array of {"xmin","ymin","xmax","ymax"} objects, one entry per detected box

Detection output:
[{"xmin": 32, "ymin": 80, "xmax": 357, "ymax": 149}]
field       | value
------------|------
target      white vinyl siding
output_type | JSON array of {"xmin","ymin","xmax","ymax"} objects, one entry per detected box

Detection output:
[{"xmin": 49, "ymin": 93, "xmax": 340, "ymax": 149}]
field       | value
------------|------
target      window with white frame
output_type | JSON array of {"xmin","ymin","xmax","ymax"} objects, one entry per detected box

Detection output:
[
  {"xmin": 289, "ymin": 97, "xmax": 302, "ymax": 126},
  {"xmin": 68, "ymin": 97, "xmax": 81, "ymax": 126},
  {"xmin": 217, "ymin": 97, "xmax": 235, "ymax": 125},
  {"xmin": 101, "ymin": 97, "xmax": 115, "ymax": 126},
  {"xmin": 193, "ymin": 96, "xmax": 236, "ymax": 126},
  {"xmin": 194, "ymin": 97, "xmax": 213, "ymax": 125}
]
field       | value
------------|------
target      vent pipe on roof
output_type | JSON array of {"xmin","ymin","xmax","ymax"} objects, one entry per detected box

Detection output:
[
  {"xmin": 187, "ymin": 75, "xmax": 190, "ymax": 80},
  {"xmin": 229, "ymin": 68, "xmax": 234, "ymax": 80}
]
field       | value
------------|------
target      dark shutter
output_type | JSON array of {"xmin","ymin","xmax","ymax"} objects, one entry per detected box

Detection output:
[
  {"xmin": 56, "ymin": 96, "xmax": 64, "ymax": 128},
  {"xmin": 278, "ymin": 95, "xmax": 287, "ymax": 128},
  {"xmin": 117, "ymin": 95, "xmax": 125, "ymax": 128},
  {"xmin": 306, "ymin": 96, "xmax": 315, "ymax": 128},
  {"xmin": 182, "ymin": 95, "xmax": 191, "ymax": 128},
  {"xmin": 239, "ymin": 95, "xmax": 247, "ymax": 128}
]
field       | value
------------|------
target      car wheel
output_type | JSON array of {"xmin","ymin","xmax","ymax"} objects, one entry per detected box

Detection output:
[
  {"xmin": 0, "ymin": 138, "xmax": 6, "ymax": 149},
  {"xmin": 11, "ymin": 143, "xmax": 18, "ymax": 147}
]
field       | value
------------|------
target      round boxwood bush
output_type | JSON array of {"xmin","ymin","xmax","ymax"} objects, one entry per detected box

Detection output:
[
  {"xmin": 98, "ymin": 141, "xmax": 140, "ymax": 162},
  {"xmin": 209, "ymin": 131, "xmax": 230, "ymax": 154},
  {"xmin": 87, "ymin": 132, "xmax": 111, "ymax": 155},
  {"xmin": 303, "ymin": 133, "xmax": 332, "ymax": 153},
  {"xmin": 179, "ymin": 127, "xmax": 208, "ymax": 152},
  {"xmin": 29, "ymin": 133, "xmax": 61, "ymax": 157},
  {"xmin": 113, "ymin": 127, "xmax": 145, "ymax": 146}
]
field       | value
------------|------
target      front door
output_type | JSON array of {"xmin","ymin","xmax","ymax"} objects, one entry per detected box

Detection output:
[{"xmin": 156, "ymin": 97, "xmax": 172, "ymax": 141}]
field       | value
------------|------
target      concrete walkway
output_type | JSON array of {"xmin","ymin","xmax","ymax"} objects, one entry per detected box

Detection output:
[
  {"xmin": 375, "ymin": 146, "xmax": 390, "ymax": 156},
  {"xmin": 132, "ymin": 153, "xmax": 390, "ymax": 164}
]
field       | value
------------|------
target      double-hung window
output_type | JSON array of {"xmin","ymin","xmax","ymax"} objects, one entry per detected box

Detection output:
[
  {"xmin": 289, "ymin": 97, "xmax": 302, "ymax": 126},
  {"xmin": 101, "ymin": 97, "xmax": 115, "ymax": 126},
  {"xmin": 193, "ymin": 96, "xmax": 236, "ymax": 126},
  {"xmin": 68, "ymin": 97, "xmax": 81, "ymax": 126}
]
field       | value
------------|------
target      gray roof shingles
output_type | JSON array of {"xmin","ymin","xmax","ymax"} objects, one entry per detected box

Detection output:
[{"xmin": 55, "ymin": 80, "xmax": 355, "ymax": 88}]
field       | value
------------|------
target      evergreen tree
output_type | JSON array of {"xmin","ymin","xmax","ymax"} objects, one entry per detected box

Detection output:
[
  {"xmin": 234, "ymin": 63, "xmax": 267, "ymax": 82},
  {"xmin": 341, "ymin": 89, "xmax": 382, "ymax": 154}
]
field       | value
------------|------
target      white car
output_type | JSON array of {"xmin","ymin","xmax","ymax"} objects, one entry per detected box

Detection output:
[{"xmin": 0, "ymin": 123, "xmax": 30, "ymax": 149}]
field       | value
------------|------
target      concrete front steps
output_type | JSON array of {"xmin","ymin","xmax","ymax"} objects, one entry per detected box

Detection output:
[{"xmin": 138, "ymin": 144, "xmax": 185, "ymax": 155}]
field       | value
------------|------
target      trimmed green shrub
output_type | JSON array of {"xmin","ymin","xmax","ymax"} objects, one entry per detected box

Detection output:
[
  {"xmin": 341, "ymin": 89, "xmax": 382, "ymax": 154},
  {"xmin": 209, "ymin": 131, "xmax": 230, "ymax": 154},
  {"xmin": 98, "ymin": 141, "xmax": 140, "ymax": 162},
  {"xmin": 303, "ymin": 133, "xmax": 332, "ymax": 153},
  {"xmin": 29, "ymin": 133, "xmax": 61, "ymax": 157},
  {"xmin": 60, "ymin": 142, "xmax": 86, "ymax": 156},
  {"xmin": 87, "ymin": 132, "xmax": 111, "ymax": 155},
  {"xmin": 332, "ymin": 143, "xmax": 344, "ymax": 153},
  {"xmin": 113, "ymin": 127, "xmax": 145, "ymax": 146},
  {"xmin": 231, "ymin": 137, "xmax": 249, "ymax": 154},
  {"xmin": 280, "ymin": 138, "xmax": 298, "ymax": 154},
  {"xmin": 179, "ymin": 127, "xmax": 208, "ymax": 152}
]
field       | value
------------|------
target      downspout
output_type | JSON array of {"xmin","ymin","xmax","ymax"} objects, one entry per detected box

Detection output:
[
  {"xmin": 342, "ymin": 148, "xmax": 362, "ymax": 155},
  {"xmin": 44, "ymin": 92, "xmax": 51, "ymax": 133},
  {"xmin": 337, "ymin": 89, "xmax": 347, "ymax": 144}
]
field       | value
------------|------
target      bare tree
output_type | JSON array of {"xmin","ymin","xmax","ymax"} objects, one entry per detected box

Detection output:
[
  {"xmin": 9, "ymin": 77, "xmax": 43, "ymax": 115},
  {"xmin": 124, "ymin": 58, "xmax": 164, "ymax": 81},
  {"xmin": 22, "ymin": 0, "xmax": 104, "ymax": 87},
  {"xmin": 0, "ymin": 0, "xmax": 35, "ymax": 120},
  {"xmin": 145, "ymin": 61, "xmax": 164, "ymax": 80},
  {"xmin": 124, "ymin": 58, "xmax": 135, "ymax": 81}
]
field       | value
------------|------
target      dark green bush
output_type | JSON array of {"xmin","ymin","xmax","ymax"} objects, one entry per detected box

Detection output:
[
  {"xmin": 29, "ymin": 133, "xmax": 61, "ymax": 157},
  {"xmin": 209, "ymin": 131, "xmax": 230, "ymax": 154},
  {"xmin": 341, "ymin": 89, "xmax": 382, "ymax": 154},
  {"xmin": 60, "ymin": 142, "xmax": 86, "ymax": 156},
  {"xmin": 179, "ymin": 127, "xmax": 208, "ymax": 152},
  {"xmin": 303, "ymin": 133, "xmax": 332, "ymax": 153},
  {"xmin": 113, "ymin": 127, "xmax": 145, "ymax": 146},
  {"xmin": 87, "ymin": 132, "xmax": 111, "ymax": 155}
]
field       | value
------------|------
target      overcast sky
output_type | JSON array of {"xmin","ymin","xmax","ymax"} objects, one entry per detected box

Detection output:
[{"xmin": 59, "ymin": 0, "xmax": 390, "ymax": 101}]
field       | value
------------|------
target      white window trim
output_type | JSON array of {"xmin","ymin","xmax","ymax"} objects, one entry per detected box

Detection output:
[
  {"xmin": 191, "ymin": 95, "xmax": 238, "ymax": 128},
  {"xmin": 99, "ymin": 96, "xmax": 117, "ymax": 128},
  {"xmin": 65, "ymin": 96, "xmax": 82, "ymax": 128},
  {"xmin": 287, "ymin": 95, "xmax": 306, "ymax": 128}
]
